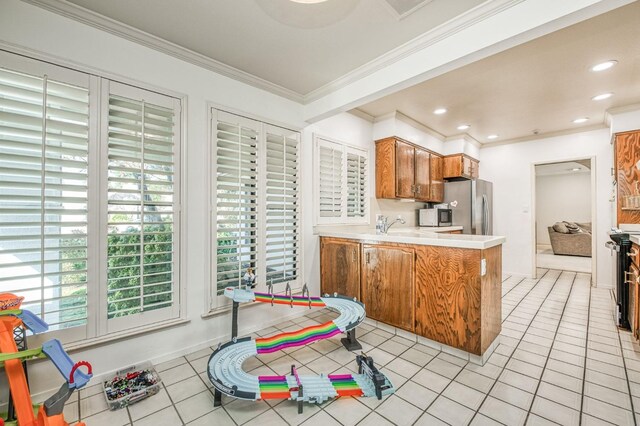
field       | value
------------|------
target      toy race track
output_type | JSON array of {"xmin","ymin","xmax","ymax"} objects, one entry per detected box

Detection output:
[
  {"xmin": 0, "ymin": 293, "xmax": 92, "ymax": 426},
  {"xmin": 207, "ymin": 287, "xmax": 394, "ymax": 413}
]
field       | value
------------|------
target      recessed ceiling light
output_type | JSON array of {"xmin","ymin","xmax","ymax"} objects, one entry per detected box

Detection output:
[
  {"xmin": 570, "ymin": 168, "xmax": 581, "ymax": 172},
  {"xmin": 591, "ymin": 60, "xmax": 617, "ymax": 72},
  {"xmin": 573, "ymin": 117, "xmax": 589, "ymax": 124},
  {"xmin": 290, "ymin": 0, "xmax": 330, "ymax": 3},
  {"xmin": 592, "ymin": 92, "xmax": 613, "ymax": 101},
  {"xmin": 433, "ymin": 108, "xmax": 447, "ymax": 115},
  {"xmin": 457, "ymin": 124, "xmax": 470, "ymax": 131},
  {"xmin": 487, "ymin": 134, "xmax": 498, "ymax": 140}
]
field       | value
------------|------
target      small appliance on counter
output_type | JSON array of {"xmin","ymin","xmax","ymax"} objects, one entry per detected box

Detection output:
[{"xmin": 418, "ymin": 205, "xmax": 452, "ymax": 227}]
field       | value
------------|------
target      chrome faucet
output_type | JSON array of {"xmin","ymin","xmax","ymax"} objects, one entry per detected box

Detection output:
[{"xmin": 380, "ymin": 216, "xmax": 406, "ymax": 234}]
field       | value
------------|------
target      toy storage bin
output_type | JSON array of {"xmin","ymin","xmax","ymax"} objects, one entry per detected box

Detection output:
[{"xmin": 103, "ymin": 361, "xmax": 161, "ymax": 410}]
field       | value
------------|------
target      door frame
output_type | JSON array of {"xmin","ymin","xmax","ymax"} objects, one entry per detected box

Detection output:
[{"xmin": 530, "ymin": 156, "xmax": 597, "ymax": 285}]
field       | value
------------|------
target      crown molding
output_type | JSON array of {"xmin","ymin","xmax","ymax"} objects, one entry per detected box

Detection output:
[
  {"xmin": 394, "ymin": 111, "xmax": 445, "ymax": 140},
  {"xmin": 445, "ymin": 133, "xmax": 481, "ymax": 148},
  {"xmin": 481, "ymin": 123, "xmax": 608, "ymax": 149},
  {"xmin": 349, "ymin": 108, "xmax": 375, "ymax": 123},
  {"xmin": 303, "ymin": 0, "xmax": 525, "ymax": 103},
  {"xmin": 20, "ymin": 0, "xmax": 304, "ymax": 103},
  {"xmin": 605, "ymin": 102, "xmax": 640, "ymax": 126}
]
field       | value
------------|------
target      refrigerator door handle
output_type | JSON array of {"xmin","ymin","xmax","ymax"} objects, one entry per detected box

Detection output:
[{"xmin": 482, "ymin": 194, "xmax": 489, "ymax": 235}]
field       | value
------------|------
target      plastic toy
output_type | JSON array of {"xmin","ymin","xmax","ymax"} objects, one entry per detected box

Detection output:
[
  {"xmin": 0, "ymin": 293, "xmax": 92, "ymax": 426},
  {"xmin": 207, "ymin": 284, "xmax": 395, "ymax": 413}
]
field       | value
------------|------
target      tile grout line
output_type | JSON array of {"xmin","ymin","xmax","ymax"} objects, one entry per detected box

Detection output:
[
  {"xmin": 467, "ymin": 269, "xmax": 564, "ymax": 425},
  {"xmin": 578, "ymin": 282, "xmax": 592, "ymax": 425},
  {"xmin": 523, "ymin": 272, "xmax": 578, "ymax": 425}
]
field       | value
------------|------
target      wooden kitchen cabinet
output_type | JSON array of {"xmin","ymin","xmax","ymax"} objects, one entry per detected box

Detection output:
[
  {"xmin": 443, "ymin": 154, "xmax": 479, "ymax": 180},
  {"xmin": 375, "ymin": 137, "xmax": 442, "ymax": 202},
  {"xmin": 414, "ymin": 245, "xmax": 501, "ymax": 355},
  {"xmin": 320, "ymin": 238, "xmax": 361, "ymax": 299},
  {"xmin": 615, "ymin": 129, "xmax": 640, "ymax": 225},
  {"xmin": 361, "ymin": 244, "xmax": 415, "ymax": 332},
  {"xmin": 430, "ymin": 153, "xmax": 444, "ymax": 201}
]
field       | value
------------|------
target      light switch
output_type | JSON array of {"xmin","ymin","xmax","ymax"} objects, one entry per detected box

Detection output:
[{"xmin": 481, "ymin": 259, "xmax": 487, "ymax": 276}]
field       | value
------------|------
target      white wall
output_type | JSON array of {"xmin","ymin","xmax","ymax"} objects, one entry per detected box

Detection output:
[
  {"xmin": 0, "ymin": 0, "xmax": 309, "ymax": 399},
  {"xmin": 480, "ymin": 128, "xmax": 613, "ymax": 286},
  {"xmin": 535, "ymin": 172, "xmax": 592, "ymax": 245}
]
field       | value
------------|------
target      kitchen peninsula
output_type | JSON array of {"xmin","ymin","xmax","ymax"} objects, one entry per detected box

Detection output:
[{"xmin": 318, "ymin": 228, "xmax": 505, "ymax": 363}]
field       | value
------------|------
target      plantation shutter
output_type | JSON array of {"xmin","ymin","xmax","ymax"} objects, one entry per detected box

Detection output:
[
  {"xmin": 105, "ymin": 82, "xmax": 180, "ymax": 331},
  {"xmin": 265, "ymin": 125, "xmax": 300, "ymax": 286},
  {"xmin": 0, "ymin": 64, "xmax": 90, "ymax": 336},
  {"xmin": 317, "ymin": 139, "xmax": 343, "ymax": 218},
  {"xmin": 214, "ymin": 111, "xmax": 258, "ymax": 295},
  {"xmin": 346, "ymin": 148, "xmax": 367, "ymax": 218}
]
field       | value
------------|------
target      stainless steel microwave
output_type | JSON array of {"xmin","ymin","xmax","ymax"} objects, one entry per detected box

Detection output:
[{"xmin": 419, "ymin": 208, "xmax": 452, "ymax": 227}]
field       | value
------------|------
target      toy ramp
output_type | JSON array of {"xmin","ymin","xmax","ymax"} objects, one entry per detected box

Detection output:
[
  {"xmin": 208, "ymin": 291, "xmax": 394, "ymax": 404},
  {"xmin": 42, "ymin": 339, "xmax": 92, "ymax": 389}
]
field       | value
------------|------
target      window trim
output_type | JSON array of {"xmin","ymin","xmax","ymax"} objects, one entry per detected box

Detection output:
[
  {"xmin": 0, "ymin": 48, "xmax": 188, "ymax": 345},
  {"xmin": 206, "ymin": 104, "xmax": 304, "ymax": 313},
  {"xmin": 313, "ymin": 134, "xmax": 370, "ymax": 226}
]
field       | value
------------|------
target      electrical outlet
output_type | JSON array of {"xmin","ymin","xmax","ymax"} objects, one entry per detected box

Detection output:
[{"xmin": 481, "ymin": 259, "xmax": 487, "ymax": 276}]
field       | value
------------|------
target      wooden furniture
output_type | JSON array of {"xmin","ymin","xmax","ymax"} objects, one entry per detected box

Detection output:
[
  {"xmin": 414, "ymin": 245, "xmax": 501, "ymax": 354},
  {"xmin": 361, "ymin": 244, "xmax": 415, "ymax": 331},
  {"xmin": 443, "ymin": 154, "xmax": 479, "ymax": 180},
  {"xmin": 320, "ymin": 238, "xmax": 360, "ymax": 298},
  {"xmin": 375, "ymin": 137, "xmax": 444, "ymax": 202},
  {"xmin": 615, "ymin": 130, "xmax": 640, "ymax": 225},
  {"xmin": 319, "ymin": 236, "xmax": 502, "ymax": 355},
  {"xmin": 628, "ymin": 242, "xmax": 640, "ymax": 340}
]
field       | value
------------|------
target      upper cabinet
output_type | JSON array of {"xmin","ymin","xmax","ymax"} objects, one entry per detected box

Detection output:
[
  {"xmin": 375, "ymin": 137, "xmax": 443, "ymax": 202},
  {"xmin": 615, "ymin": 129, "xmax": 640, "ymax": 225},
  {"xmin": 443, "ymin": 154, "xmax": 479, "ymax": 180}
]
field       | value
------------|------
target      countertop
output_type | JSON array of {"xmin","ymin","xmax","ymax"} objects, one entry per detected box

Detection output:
[
  {"xmin": 317, "ymin": 227, "xmax": 505, "ymax": 250},
  {"xmin": 630, "ymin": 235, "xmax": 640, "ymax": 245}
]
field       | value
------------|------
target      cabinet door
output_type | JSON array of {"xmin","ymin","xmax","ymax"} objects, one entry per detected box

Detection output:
[
  {"xmin": 629, "ymin": 263, "xmax": 639, "ymax": 339},
  {"xmin": 429, "ymin": 155, "xmax": 444, "ymax": 202},
  {"xmin": 443, "ymin": 155, "xmax": 463, "ymax": 179},
  {"xmin": 362, "ymin": 245, "xmax": 414, "ymax": 331},
  {"xmin": 470, "ymin": 159, "xmax": 480, "ymax": 179},
  {"xmin": 320, "ymin": 238, "xmax": 360, "ymax": 299},
  {"xmin": 462, "ymin": 156, "xmax": 473, "ymax": 178},
  {"xmin": 616, "ymin": 131, "xmax": 640, "ymax": 225},
  {"xmin": 395, "ymin": 140, "xmax": 415, "ymax": 198},
  {"xmin": 414, "ymin": 148, "xmax": 431, "ymax": 201}
]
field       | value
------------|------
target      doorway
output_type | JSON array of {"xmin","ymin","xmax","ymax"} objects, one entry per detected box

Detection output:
[{"xmin": 533, "ymin": 159, "xmax": 595, "ymax": 275}]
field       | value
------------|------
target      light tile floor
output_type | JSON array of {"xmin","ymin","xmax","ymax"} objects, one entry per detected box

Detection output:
[{"xmin": 69, "ymin": 269, "xmax": 640, "ymax": 425}]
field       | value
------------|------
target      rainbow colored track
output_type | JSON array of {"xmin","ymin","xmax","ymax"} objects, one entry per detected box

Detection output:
[
  {"xmin": 256, "ymin": 321, "xmax": 341, "ymax": 354},
  {"xmin": 208, "ymin": 287, "xmax": 394, "ymax": 405}
]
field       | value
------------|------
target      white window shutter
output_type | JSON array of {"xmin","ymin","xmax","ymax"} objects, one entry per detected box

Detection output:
[
  {"xmin": 0, "ymin": 66, "xmax": 90, "ymax": 332},
  {"xmin": 317, "ymin": 139, "xmax": 343, "ymax": 218},
  {"xmin": 214, "ymin": 112, "xmax": 259, "ymax": 295},
  {"xmin": 265, "ymin": 125, "xmax": 300, "ymax": 286},
  {"xmin": 105, "ymin": 83, "xmax": 179, "ymax": 330},
  {"xmin": 346, "ymin": 148, "xmax": 368, "ymax": 218}
]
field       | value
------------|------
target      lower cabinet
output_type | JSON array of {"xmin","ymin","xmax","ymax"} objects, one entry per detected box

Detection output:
[
  {"xmin": 320, "ymin": 238, "xmax": 360, "ymax": 298},
  {"xmin": 629, "ymin": 248, "xmax": 640, "ymax": 339},
  {"xmin": 361, "ymin": 244, "xmax": 415, "ymax": 332}
]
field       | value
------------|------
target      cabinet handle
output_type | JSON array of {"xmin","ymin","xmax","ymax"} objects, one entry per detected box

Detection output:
[
  {"xmin": 626, "ymin": 271, "xmax": 635, "ymax": 284},
  {"xmin": 416, "ymin": 184, "xmax": 420, "ymax": 194},
  {"xmin": 629, "ymin": 248, "xmax": 639, "ymax": 258},
  {"xmin": 352, "ymin": 249, "xmax": 356, "ymax": 263},
  {"xmin": 366, "ymin": 252, "xmax": 370, "ymax": 264}
]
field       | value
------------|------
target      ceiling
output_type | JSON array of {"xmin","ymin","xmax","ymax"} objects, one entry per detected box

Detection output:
[
  {"xmin": 59, "ymin": 0, "xmax": 485, "ymax": 95},
  {"xmin": 536, "ymin": 160, "xmax": 591, "ymax": 177},
  {"xmin": 355, "ymin": 1, "xmax": 640, "ymax": 144}
]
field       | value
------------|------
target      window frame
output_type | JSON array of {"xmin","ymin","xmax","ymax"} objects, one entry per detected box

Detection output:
[
  {"xmin": 206, "ymin": 106, "xmax": 303, "ymax": 313},
  {"xmin": 0, "ymin": 49, "xmax": 188, "ymax": 347},
  {"xmin": 313, "ymin": 134, "xmax": 370, "ymax": 226}
]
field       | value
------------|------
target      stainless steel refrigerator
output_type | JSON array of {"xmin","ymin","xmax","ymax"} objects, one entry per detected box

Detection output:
[{"xmin": 444, "ymin": 179, "xmax": 493, "ymax": 235}]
